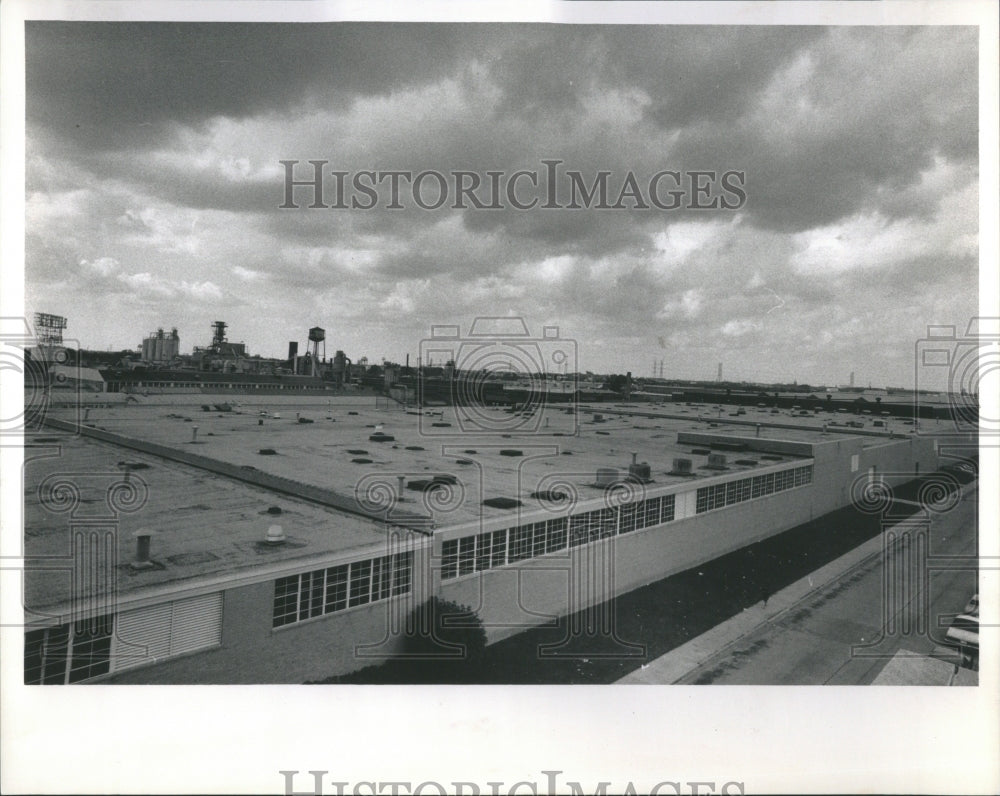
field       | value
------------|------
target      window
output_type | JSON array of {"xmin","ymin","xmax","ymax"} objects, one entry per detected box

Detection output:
[
  {"xmin": 441, "ymin": 529, "xmax": 510, "ymax": 580},
  {"xmin": 24, "ymin": 614, "xmax": 113, "ymax": 684},
  {"xmin": 324, "ymin": 565, "xmax": 348, "ymax": 613},
  {"xmin": 273, "ymin": 576, "xmax": 299, "ymax": 627},
  {"xmin": 726, "ymin": 480, "xmax": 740, "ymax": 506},
  {"xmin": 619, "ymin": 503, "xmax": 637, "ymax": 534},
  {"xmin": 457, "ymin": 537, "xmax": 475, "ymax": 576},
  {"xmin": 509, "ymin": 525, "xmax": 533, "ymax": 562},
  {"xmin": 695, "ymin": 465, "xmax": 811, "ymax": 515},
  {"xmin": 274, "ymin": 552, "xmax": 413, "ymax": 626},
  {"xmin": 475, "ymin": 532, "xmax": 493, "ymax": 572},
  {"xmin": 545, "ymin": 518, "xmax": 568, "ymax": 552},
  {"xmin": 638, "ymin": 497, "xmax": 660, "ymax": 528},
  {"xmin": 24, "ymin": 614, "xmax": 120, "ymax": 685},
  {"xmin": 490, "ymin": 529, "xmax": 507, "ymax": 567},
  {"xmin": 67, "ymin": 615, "xmax": 113, "ymax": 683},
  {"xmin": 299, "ymin": 570, "xmax": 325, "ymax": 621},
  {"xmin": 348, "ymin": 559, "xmax": 372, "ymax": 607},
  {"xmin": 591, "ymin": 508, "xmax": 614, "ymax": 540},
  {"xmin": 441, "ymin": 539, "xmax": 458, "ymax": 580},
  {"xmin": 569, "ymin": 514, "xmax": 588, "ymax": 547},
  {"xmin": 24, "ymin": 623, "xmax": 70, "ymax": 684},
  {"xmin": 391, "ymin": 554, "xmax": 412, "ymax": 595},
  {"xmin": 661, "ymin": 494, "xmax": 676, "ymax": 523},
  {"xmin": 371, "ymin": 556, "xmax": 392, "ymax": 602},
  {"xmin": 531, "ymin": 521, "xmax": 547, "ymax": 558}
]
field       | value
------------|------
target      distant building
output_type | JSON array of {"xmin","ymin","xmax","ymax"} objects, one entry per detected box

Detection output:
[{"xmin": 141, "ymin": 328, "xmax": 180, "ymax": 363}]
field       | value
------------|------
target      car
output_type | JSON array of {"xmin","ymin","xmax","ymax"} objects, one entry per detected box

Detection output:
[{"xmin": 944, "ymin": 609, "xmax": 979, "ymax": 670}]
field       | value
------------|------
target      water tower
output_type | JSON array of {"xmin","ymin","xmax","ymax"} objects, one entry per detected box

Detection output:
[{"xmin": 308, "ymin": 327, "xmax": 325, "ymax": 377}]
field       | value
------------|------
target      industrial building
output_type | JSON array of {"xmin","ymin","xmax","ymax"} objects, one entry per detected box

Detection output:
[
  {"xmin": 20, "ymin": 391, "xmax": 975, "ymax": 684},
  {"xmin": 140, "ymin": 328, "xmax": 180, "ymax": 363}
]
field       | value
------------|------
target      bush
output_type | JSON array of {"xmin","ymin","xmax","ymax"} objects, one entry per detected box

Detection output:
[
  {"xmin": 401, "ymin": 597, "xmax": 487, "ymax": 668},
  {"xmin": 307, "ymin": 597, "xmax": 487, "ymax": 684}
]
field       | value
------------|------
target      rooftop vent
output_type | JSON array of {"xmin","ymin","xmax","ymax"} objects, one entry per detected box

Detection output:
[
  {"xmin": 596, "ymin": 467, "xmax": 620, "ymax": 487},
  {"xmin": 347, "ymin": 449, "xmax": 368, "ymax": 455},
  {"xmin": 531, "ymin": 490, "xmax": 569, "ymax": 502},
  {"xmin": 628, "ymin": 462, "xmax": 652, "ymax": 483},
  {"xmin": 369, "ymin": 432, "xmax": 395, "ymax": 442},
  {"xmin": 499, "ymin": 449, "xmax": 523, "ymax": 457},
  {"xmin": 258, "ymin": 448, "xmax": 277, "ymax": 455},
  {"xmin": 705, "ymin": 454, "xmax": 728, "ymax": 470},
  {"xmin": 670, "ymin": 458, "xmax": 694, "ymax": 476},
  {"xmin": 483, "ymin": 497, "xmax": 522, "ymax": 509},
  {"xmin": 266, "ymin": 506, "xmax": 283, "ymax": 515},
  {"xmin": 130, "ymin": 529, "xmax": 157, "ymax": 570},
  {"xmin": 407, "ymin": 475, "xmax": 458, "ymax": 491},
  {"xmin": 265, "ymin": 524, "xmax": 286, "ymax": 545}
]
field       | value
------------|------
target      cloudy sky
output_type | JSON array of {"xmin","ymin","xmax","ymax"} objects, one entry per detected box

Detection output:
[{"xmin": 24, "ymin": 22, "xmax": 978, "ymax": 388}]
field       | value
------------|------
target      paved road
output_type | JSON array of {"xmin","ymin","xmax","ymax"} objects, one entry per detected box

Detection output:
[{"xmin": 626, "ymin": 482, "xmax": 979, "ymax": 685}]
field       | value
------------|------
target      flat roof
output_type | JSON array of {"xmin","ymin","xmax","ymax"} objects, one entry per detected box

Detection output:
[
  {"xmin": 36, "ymin": 397, "xmax": 840, "ymax": 532},
  {"xmin": 23, "ymin": 428, "xmax": 414, "ymax": 614}
]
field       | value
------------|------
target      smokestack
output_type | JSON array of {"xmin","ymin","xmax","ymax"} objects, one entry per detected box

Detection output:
[
  {"xmin": 631, "ymin": 451, "xmax": 637, "ymax": 465},
  {"xmin": 850, "ymin": 371, "xmax": 855, "ymax": 388},
  {"xmin": 406, "ymin": 353, "xmax": 410, "ymax": 368},
  {"xmin": 717, "ymin": 362, "xmax": 723, "ymax": 382}
]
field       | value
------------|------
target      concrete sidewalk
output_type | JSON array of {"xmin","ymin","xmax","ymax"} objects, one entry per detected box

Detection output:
[
  {"xmin": 617, "ymin": 531, "xmax": 887, "ymax": 683},
  {"xmin": 618, "ymin": 482, "xmax": 978, "ymax": 684}
]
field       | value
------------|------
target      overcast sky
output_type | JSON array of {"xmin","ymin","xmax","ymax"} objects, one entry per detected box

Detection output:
[{"xmin": 24, "ymin": 23, "xmax": 978, "ymax": 388}]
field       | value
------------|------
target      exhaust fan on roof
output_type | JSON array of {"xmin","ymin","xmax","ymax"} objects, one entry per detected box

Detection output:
[
  {"xmin": 265, "ymin": 524, "xmax": 287, "ymax": 545},
  {"xmin": 596, "ymin": 467, "xmax": 620, "ymax": 487},
  {"xmin": 670, "ymin": 458, "xmax": 694, "ymax": 475}
]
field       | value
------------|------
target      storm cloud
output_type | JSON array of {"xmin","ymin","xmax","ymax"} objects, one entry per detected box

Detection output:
[{"xmin": 25, "ymin": 22, "xmax": 978, "ymax": 386}]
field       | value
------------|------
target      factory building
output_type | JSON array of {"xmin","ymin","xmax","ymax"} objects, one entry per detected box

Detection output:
[{"xmin": 22, "ymin": 398, "xmax": 972, "ymax": 684}]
